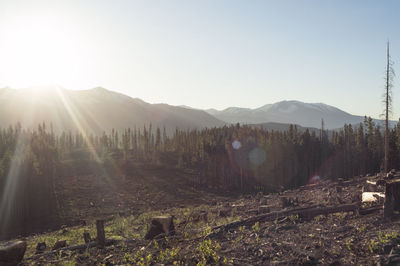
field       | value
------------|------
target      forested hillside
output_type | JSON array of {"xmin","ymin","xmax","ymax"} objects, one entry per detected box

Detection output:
[{"xmin": 1, "ymin": 116, "xmax": 400, "ymax": 240}]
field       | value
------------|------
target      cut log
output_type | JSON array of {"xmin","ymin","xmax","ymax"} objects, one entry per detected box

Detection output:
[
  {"xmin": 362, "ymin": 192, "xmax": 385, "ymax": 203},
  {"xmin": 144, "ymin": 216, "xmax": 175, "ymax": 240},
  {"xmin": 96, "ymin": 220, "xmax": 105, "ymax": 248},
  {"xmin": 359, "ymin": 206, "xmax": 382, "ymax": 215},
  {"xmin": 0, "ymin": 240, "xmax": 27, "ymax": 266},
  {"xmin": 207, "ymin": 203, "xmax": 359, "ymax": 237},
  {"xmin": 24, "ymin": 238, "xmax": 129, "ymax": 261},
  {"xmin": 297, "ymin": 204, "xmax": 358, "ymax": 220}
]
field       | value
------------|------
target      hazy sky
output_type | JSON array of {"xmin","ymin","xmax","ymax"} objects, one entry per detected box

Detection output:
[{"xmin": 0, "ymin": 0, "xmax": 399, "ymax": 119}]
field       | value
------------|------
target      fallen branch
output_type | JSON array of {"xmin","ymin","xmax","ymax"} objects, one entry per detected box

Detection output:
[
  {"xmin": 24, "ymin": 238, "xmax": 136, "ymax": 260},
  {"xmin": 359, "ymin": 206, "xmax": 382, "ymax": 215},
  {"xmin": 207, "ymin": 203, "xmax": 359, "ymax": 238}
]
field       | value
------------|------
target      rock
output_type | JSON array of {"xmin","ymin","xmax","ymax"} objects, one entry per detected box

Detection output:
[
  {"xmin": 335, "ymin": 186, "xmax": 342, "ymax": 193},
  {"xmin": 52, "ymin": 240, "xmax": 67, "ymax": 250},
  {"xmin": 145, "ymin": 216, "xmax": 175, "ymax": 240},
  {"xmin": 0, "ymin": 240, "xmax": 27, "ymax": 266},
  {"xmin": 35, "ymin": 242, "xmax": 46, "ymax": 254}
]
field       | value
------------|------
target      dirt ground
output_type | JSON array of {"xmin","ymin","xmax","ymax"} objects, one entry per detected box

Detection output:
[{"xmin": 6, "ymin": 165, "xmax": 400, "ymax": 265}]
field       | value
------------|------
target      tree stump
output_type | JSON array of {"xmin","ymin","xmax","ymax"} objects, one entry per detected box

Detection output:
[
  {"xmin": 35, "ymin": 242, "xmax": 46, "ymax": 254},
  {"xmin": 96, "ymin": 220, "xmax": 105, "ymax": 248},
  {"xmin": 145, "ymin": 216, "xmax": 175, "ymax": 240},
  {"xmin": 83, "ymin": 231, "xmax": 91, "ymax": 244},
  {"xmin": 52, "ymin": 240, "xmax": 67, "ymax": 250},
  {"xmin": 0, "ymin": 240, "xmax": 27, "ymax": 266},
  {"xmin": 384, "ymin": 181, "xmax": 400, "ymax": 219}
]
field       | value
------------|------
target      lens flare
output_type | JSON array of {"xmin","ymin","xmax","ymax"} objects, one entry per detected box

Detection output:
[
  {"xmin": 232, "ymin": 140, "xmax": 241, "ymax": 150},
  {"xmin": 308, "ymin": 175, "xmax": 321, "ymax": 184},
  {"xmin": 249, "ymin": 147, "xmax": 266, "ymax": 166}
]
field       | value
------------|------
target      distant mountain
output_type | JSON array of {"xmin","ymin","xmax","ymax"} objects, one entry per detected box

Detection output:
[
  {"xmin": 205, "ymin": 100, "xmax": 393, "ymax": 129},
  {"xmin": 0, "ymin": 87, "xmax": 225, "ymax": 134}
]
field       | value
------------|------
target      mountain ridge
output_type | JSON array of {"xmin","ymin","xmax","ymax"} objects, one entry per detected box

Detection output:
[
  {"xmin": 203, "ymin": 100, "xmax": 393, "ymax": 129},
  {"xmin": 0, "ymin": 86, "xmax": 225, "ymax": 134},
  {"xmin": 1, "ymin": 87, "xmax": 396, "ymax": 133}
]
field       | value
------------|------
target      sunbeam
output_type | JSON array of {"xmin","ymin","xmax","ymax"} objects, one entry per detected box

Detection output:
[
  {"xmin": 54, "ymin": 87, "xmax": 117, "ymax": 186},
  {"xmin": 0, "ymin": 129, "xmax": 28, "ymax": 234}
]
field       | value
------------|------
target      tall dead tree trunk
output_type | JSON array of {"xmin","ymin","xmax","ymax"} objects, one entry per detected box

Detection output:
[
  {"xmin": 384, "ymin": 41, "xmax": 394, "ymax": 174},
  {"xmin": 384, "ymin": 42, "xmax": 390, "ymax": 173}
]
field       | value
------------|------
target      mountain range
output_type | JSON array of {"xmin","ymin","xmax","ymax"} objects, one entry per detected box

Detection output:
[
  {"xmin": 0, "ymin": 87, "xmax": 224, "ymax": 135},
  {"xmin": 205, "ymin": 100, "xmax": 387, "ymax": 129},
  {"xmin": 0, "ymin": 87, "xmax": 393, "ymax": 134}
]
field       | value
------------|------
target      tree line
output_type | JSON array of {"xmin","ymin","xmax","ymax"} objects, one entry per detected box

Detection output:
[{"xmin": 1, "ymin": 118, "xmax": 400, "ymax": 239}]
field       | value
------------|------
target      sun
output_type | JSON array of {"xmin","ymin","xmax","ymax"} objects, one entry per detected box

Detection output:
[{"xmin": 0, "ymin": 13, "xmax": 87, "ymax": 90}]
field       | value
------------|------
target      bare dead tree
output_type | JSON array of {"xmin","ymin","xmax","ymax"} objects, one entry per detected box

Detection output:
[{"xmin": 383, "ymin": 41, "xmax": 395, "ymax": 173}]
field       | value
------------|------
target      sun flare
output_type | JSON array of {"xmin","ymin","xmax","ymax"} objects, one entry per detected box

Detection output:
[{"xmin": 0, "ymin": 13, "xmax": 87, "ymax": 90}]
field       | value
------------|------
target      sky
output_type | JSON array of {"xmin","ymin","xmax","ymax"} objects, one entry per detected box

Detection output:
[{"xmin": 0, "ymin": 0, "xmax": 399, "ymax": 119}]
